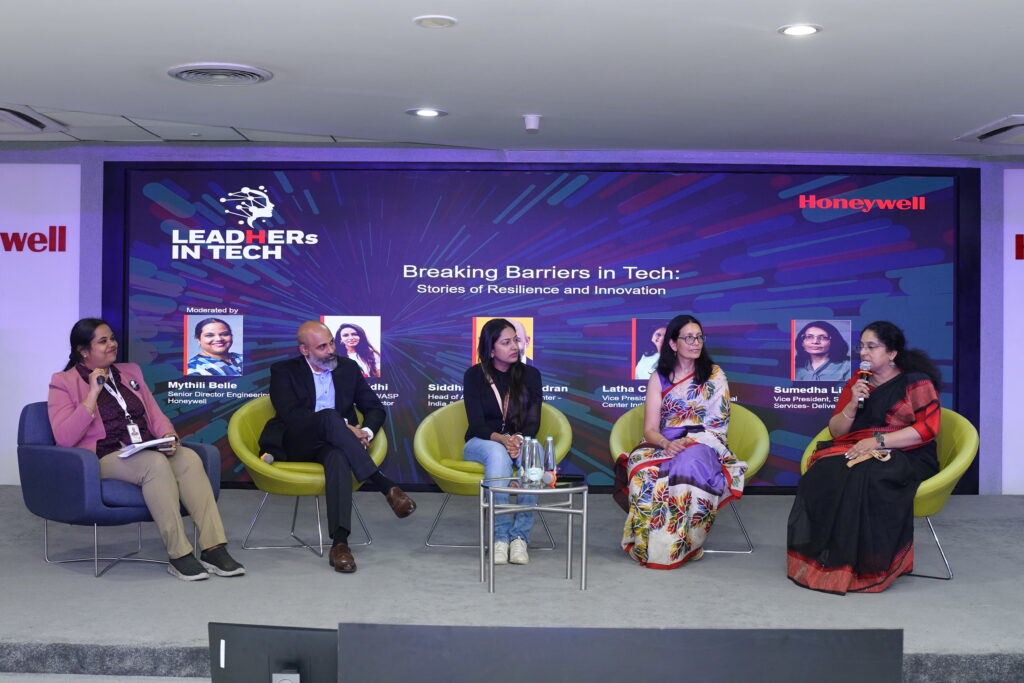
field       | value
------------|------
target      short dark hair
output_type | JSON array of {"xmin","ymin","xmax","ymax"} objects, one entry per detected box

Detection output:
[
  {"xmin": 194, "ymin": 317, "xmax": 231, "ymax": 339},
  {"xmin": 794, "ymin": 320, "xmax": 850, "ymax": 367},
  {"xmin": 640, "ymin": 323, "xmax": 665, "ymax": 357}
]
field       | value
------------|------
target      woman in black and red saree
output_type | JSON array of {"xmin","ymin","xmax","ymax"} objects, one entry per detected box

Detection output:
[{"xmin": 787, "ymin": 320, "xmax": 941, "ymax": 594}]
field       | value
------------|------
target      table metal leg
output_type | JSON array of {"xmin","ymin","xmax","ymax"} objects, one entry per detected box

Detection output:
[
  {"xmin": 580, "ymin": 490, "xmax": 588, "ymax": 590},
  {"xmin": 487, "ymin": 488, "xmax": 496, "ymax": 593},
  {"xmin": 565, "ymin": 493, "xmax": 573, "ymax": 580},
  {"xmin": 479, "ymin": 486, "xmax": 486, "ymax": 582}
]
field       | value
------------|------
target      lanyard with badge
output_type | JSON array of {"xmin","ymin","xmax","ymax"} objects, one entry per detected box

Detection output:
[
  {"xmin": 483, "ymin": 370, "xmax": 511, "ymax": 433},
  {"xmin": 103, "ymin": 375, "xmax": 143, "ymax": 444}
]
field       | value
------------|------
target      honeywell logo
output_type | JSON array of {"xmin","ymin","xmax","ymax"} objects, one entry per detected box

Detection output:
[
  {"xmin": 1, "ymin": 225, "xmax": 67, "ymax": 252},
  {"xmin": 799, "ymin": 194, "xmax": 927, "ymax": 212}
]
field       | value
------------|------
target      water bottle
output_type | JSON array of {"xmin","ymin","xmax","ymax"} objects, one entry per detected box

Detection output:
[
  {"xmin": 542, "ymin": 435, "xmax": 557, "ymax": 486},
  {"xmin": 526, "ymin": 438, "xmax": 544, "ymax": 485},
  {"xmin": 518, "ymin": 437, "xmax": 532, "ymax": 484}
]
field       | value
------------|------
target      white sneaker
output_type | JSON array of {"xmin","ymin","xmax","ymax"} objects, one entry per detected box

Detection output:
[
  {"xmin": 509, "ymin": 538, "xmax": 530, "ymax": 565},
  {"xmin": 492, "ymin": 541, "xmax": 509, "ymax": 565}
]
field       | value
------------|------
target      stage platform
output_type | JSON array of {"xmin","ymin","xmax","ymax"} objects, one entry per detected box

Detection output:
[{"xmin": 0, "ymin": 485, "xmax": 1021, "ymax": 682}]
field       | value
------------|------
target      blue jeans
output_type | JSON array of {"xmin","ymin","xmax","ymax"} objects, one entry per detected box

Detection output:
[{"xmin": 464, "ymin": 437, "xmax": 535, "ymax": 543}]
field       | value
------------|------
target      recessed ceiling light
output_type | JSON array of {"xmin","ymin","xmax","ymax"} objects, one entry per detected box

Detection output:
[
  {"xmin": 778, "ymin": 23, "xmax": 822, "ymax": 37},
  {"xmin": 406, "ymin": 108, "xmax": 448, "ymax": 118},
  {"xmin": 413, "ymin": 15, "xmax": 458, "ymax": 28},
  {"xmin": 168, "ymin": 63, "xmax": 273, "ymax": 85}
]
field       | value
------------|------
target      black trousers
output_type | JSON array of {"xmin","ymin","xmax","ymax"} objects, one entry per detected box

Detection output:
[{"xmin": 285, "ymin": 410, "xmax": 380, "ymax": 539}]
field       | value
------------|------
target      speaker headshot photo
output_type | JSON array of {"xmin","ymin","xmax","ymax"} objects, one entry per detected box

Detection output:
[
  {"xmin": 323, "ymin": 315, "xmax": 382, "ymax": 378},
  {"xmin": 632, "ymin": 319, "xmax": 667, "ymax": 380},
  {"xmin": 184, "ymin": 315, "xmax": 244, "ymax": 377},
  {"xmin": 472, "ymin": 316, "xmax": 533, "ymax": 365},
  {"xmin": 791, "ymin": 319, "xmax": 852, "ymax": 382}
]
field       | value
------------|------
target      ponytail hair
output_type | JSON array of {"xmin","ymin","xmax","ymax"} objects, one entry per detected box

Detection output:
[
  {"xmin": 64, "ymin": 318, "xmax": 108, "ymax": 371},
  {"xmin": 862, "ymin": 320, "xmax": 941, "ymax": 392}
]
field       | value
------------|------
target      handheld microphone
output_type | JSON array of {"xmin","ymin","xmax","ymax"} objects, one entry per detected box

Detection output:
[{"xmin": 856, "ymin": 361, "xmax": 872, "ymax": 409}]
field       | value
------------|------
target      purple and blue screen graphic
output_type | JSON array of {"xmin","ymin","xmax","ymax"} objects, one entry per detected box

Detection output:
[{"xmin": 121, "ymin": 166, "xmax": 959, "ymax": 487}]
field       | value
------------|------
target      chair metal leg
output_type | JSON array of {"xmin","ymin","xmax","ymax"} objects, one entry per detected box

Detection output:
[
  {"xmin": 531, "ymin": 509, "xmax": 556, "ymax": 550},
  {"xmin": 242, "ymin": 492, "xmax": 325, "ymax": 557},
  {"xmin": 909, "ymin": 516, "xmax": 953, "ymax": 580},
  {"xmin": 427, "ymin": 492, "xmax": 557, "ymax": 549},
  {"xmin": 287, "ymin": 496, "xmax": 325, "ymax": 557},
  {"xmin": 348, "ymin": 498, "xmax": 373, "ymax": 547},
  {"xmin": 43, "ymin": 520, "xmax": 167, "ymax": 578},
  {"xmin": 425, "ymin": 494, "xmax": 478, "ymax": 548},
  {"xmin": 703, "ymin": 501, "xmax": 754, "ymax": 554}
]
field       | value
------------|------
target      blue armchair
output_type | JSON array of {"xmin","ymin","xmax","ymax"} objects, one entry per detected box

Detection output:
[{"xmin": 17, "ymin": 402, "xmax": 220, "ymax": 577}]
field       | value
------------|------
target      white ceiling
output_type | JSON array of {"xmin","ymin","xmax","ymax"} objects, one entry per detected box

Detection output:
[{"xmin": 2, "ymin": 0, "xmax": 1023, "ymax": 156}]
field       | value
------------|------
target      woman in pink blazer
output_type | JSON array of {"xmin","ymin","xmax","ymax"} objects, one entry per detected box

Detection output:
[{"xmin": 48, "ymin": 318, "xmax": 245, "ymax": 581}]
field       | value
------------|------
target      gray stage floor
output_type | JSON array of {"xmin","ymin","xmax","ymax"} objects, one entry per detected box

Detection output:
[{"xmin": 0, "ymin": 485, "xmax": 1022, "ymax": 681}]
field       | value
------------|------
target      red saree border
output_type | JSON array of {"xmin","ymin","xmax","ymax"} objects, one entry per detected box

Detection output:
[
  {"xmin": 786, "ymin": 543, "xmax": 915, "ymax": 595},
  {"xmin": 625, "ymin": 451, "xmax": 673, "ymax": 481},
  {"xmin": 661, "ymin": 372, "xmax": 695, "ymax": 398},
  {"xmin": 624, "ymin": 542, "xmax": 703, "ymax": 570},
  {"xmin": 718, "ymin": 461, "xmax": 743, "ymax": 509}
]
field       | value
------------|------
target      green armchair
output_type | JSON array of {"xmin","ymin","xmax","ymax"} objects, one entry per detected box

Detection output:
[
  {"xmin": 413, "ymin": 400, "xmax": 572, "ymax": 547},
  {"xmin": 799, "ymin": 407, "xmax": 979, "ymax": 579},
  {"xmin": 226, "ymin": 395, "xmax": 387, "ymax": 555},
  {"xmin": 608, "ymin": 402, "xmax": 769, "ymax": 553}
]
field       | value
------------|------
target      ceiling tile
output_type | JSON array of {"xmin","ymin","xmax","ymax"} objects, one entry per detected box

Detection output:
[
  {"xmin": 128, "ymin": 118, "xmax": 246, "ymax": 141},
  {"xmin": 237, "ymin": 128, "xmax": 337, "ymax": 142}
]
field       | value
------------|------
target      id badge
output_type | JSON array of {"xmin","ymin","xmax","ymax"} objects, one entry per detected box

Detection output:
[{"xmin": 127, "ymin": 422, "xmax": 143, "ymax": 444}]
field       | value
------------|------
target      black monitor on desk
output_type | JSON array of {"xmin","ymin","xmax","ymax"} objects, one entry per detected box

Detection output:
[{"xmin": 209, "ymin": 622, "xmax": 337, "ymax": 683}]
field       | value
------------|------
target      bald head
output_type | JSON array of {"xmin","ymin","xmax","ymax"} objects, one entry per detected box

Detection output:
[
  {"xmin": 297, "ymin": 321, "xmax": 338, "ymax": 371},
  {"xmin": 510, "ymin": 318, "xmax": 531, "ymax": 359},
  {"xmin": 297, "ymin": 320, "xmax": 331, "ymax": 347}
]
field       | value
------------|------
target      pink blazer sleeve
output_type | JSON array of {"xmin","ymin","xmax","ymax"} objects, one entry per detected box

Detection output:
[
  {"xmin": 47, "ymin": 369, "xmax": 99, "ymax": 449},
  {"xmin": 46, "ymin": 363, "xmax": 175, "ymax": 451}
]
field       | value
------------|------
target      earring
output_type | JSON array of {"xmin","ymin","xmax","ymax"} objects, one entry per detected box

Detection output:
[{"xmin": 888, "ymin": 359, "xmax": 896, "ymax": 367}]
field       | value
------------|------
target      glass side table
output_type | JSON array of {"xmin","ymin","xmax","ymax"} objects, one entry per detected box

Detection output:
[{"xmin": 479, "ymin": 477, "xmax": 588, "ymax": 593}]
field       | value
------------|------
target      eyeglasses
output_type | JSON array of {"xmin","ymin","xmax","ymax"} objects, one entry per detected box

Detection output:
[
  {"xmin": 801, "ymin": 334, "xmax": 831, "ymax": 342},
  {"xmin": 855, "ymin": 343, "xmax": 884, "ymax": 351},
  {"xmin": 679, "ymin": 334, "xmax": 706, "ymax": 345}
]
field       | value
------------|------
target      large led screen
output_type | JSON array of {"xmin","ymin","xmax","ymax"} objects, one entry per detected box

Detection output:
[{"xmin": 104, "ymin": 163, "xmax": 978, "ymax": 488}]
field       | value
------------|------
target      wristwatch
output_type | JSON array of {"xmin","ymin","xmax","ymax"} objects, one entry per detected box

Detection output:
[{"xmin": 873, "ymin": 431, "xmax": 885, "ymax": 448}]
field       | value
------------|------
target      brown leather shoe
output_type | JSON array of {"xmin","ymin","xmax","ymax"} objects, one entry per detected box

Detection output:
[
  {"xmin": 385, "ymin": 486, "xmax": 416, "ymax": 518},
  {"xmin": 329, "ymin": 543, "xmax": 356, "ymax": 573}
]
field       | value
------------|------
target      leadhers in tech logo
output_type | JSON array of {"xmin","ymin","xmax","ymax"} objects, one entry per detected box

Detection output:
[
  {"xmin": 220, "ymin": 185, "xmax": 276, "ymax": 227},
  {"xmin": 170, "ymin": 184, "xmax": 318, "ymax": 261}
]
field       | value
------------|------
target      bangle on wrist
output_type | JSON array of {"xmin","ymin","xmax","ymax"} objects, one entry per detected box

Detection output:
[{"xmin": 873, "ymin": 431, "xmax": 886, "ymax": 448}]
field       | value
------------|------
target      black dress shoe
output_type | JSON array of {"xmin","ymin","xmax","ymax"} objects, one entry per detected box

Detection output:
[
  {"xmin": 329, "ymin": 543, "xmax": 356, "ymax": 573},
  {"xmin": 385, "ymin": 486, "xmax": 416, "ymax": 518}
]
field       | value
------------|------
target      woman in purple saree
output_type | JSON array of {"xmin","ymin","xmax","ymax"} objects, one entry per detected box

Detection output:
[{"xmin": 617, "ymin": 315, "xmax": 746, "ymax": 569}]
